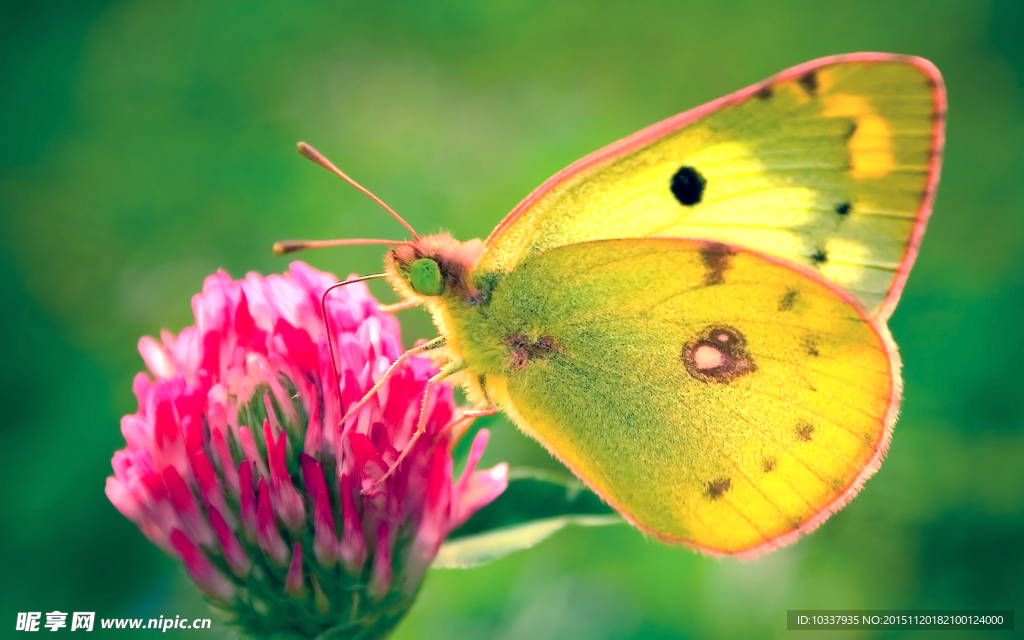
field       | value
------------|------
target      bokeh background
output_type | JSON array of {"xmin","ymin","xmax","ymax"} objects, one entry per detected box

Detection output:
[{"xmin": 2, "ymin": 1, "xmax": 1023, "ymax": 638}]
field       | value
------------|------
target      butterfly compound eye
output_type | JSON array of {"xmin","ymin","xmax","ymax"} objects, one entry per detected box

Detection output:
[{"xmin": 409, "ymin": 258, "xmax": 443, "ymax": 296}]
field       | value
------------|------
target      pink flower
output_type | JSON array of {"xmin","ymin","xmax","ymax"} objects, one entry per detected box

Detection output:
[{"xmin": 107, "ymin": 262, "xmax": 507, "ymax": 637}]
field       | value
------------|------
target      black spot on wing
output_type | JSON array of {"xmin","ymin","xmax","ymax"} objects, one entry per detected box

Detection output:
[
  {"xmin": 796, "ymin": 423, "xmax": 815, "ymax": 442},
  {"xmin": 755, "ymin": 85, "xmax": 773, "ymax": 100},
  {"xmin": 803, "ymin": 336, "xmax": 820, "ymax": 357},
  {"xmin": 835, "ymin": 202, "xmax": 851, "ymax": 217},
  {"xmin": 762, "ymin": 457, "xmax": 777, "ymax": 473},
  {"xmin": 811, "ymin": 249, "xmax": 828, "ymax": 265},
  {"xmin": 798, "ymin": 70, "xmax": 819, "ymax": 96},
  {"xmin": 670, "ymin": 166, "xmax": 706, "ymax": 206},
  {"xmin": 505, "ymin": 333, "xmax": 560, "ymax": 371},
  {"xmin": 779, "ymin": 289, "xmax": 798, "ymax": 311},
  {"xmin": 845, "ymin": 122, "xmax": 858, "ymax": 140},
  {"xmin": 707, "ymin": 477, "xmax": 732, "ymax": 500},
  {"xmin": 699, "ymin": 243, "xmax": 733, "ymax": 286}
]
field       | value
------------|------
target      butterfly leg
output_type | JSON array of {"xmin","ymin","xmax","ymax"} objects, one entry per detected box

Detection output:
[
  {"xmin": 365, "ymin": 360, "xmax": 467, "ymax": 491},
  {"xmin": 439, "ymin": 374, "xmax": 499, "ymax": 445},
  {"xmin": 439, "ymin": 403, "xmax": 499, "ymax": 448},
  {"xmin": 341, "ymin": 335, "xmax": 447, "ymax": 423},
  {"xmin": 378, "ymin": 299, "xmax": 419, "ymax": 313}
]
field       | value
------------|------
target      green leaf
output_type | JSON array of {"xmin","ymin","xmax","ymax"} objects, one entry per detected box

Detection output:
[{"xmin": 434, "ymin": 468, "xmax": 621, "ymax": 569}]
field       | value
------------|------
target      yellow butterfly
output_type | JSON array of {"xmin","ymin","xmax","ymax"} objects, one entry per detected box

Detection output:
[{"xmin": 278, "ymin": 53, "xmax": 945, "ymax": 556}]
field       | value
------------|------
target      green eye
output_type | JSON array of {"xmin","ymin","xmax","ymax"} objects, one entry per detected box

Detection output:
[{"xmin": 410, "ymin": 258, "xmax": 442, "ymax": 296}]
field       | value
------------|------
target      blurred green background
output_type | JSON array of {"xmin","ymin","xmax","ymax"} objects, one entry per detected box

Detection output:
[{"xmin": 2, "ymin": 0, "xmax": 1022, "ymax": 638}]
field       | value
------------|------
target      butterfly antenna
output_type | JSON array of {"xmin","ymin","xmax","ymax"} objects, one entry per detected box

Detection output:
[
  {"xmin": 297, "ymin": 142, "xmax": 419, "ymax": 239},
  {"xmin": 273, "ymin": 238, "xmax": 404, "ymax": 256},
  {"xmin": 320, "ymin": 273, "xmax": 388, "ymax": 392}
]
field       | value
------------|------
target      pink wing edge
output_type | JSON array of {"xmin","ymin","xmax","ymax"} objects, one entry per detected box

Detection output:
[
  {"xmin": 485, "ymin": 52, "xmax": 947, "ymax": 323},
  {"xmin": 503, "ymin": 237, "xmax": 903, "ymax": 558}
]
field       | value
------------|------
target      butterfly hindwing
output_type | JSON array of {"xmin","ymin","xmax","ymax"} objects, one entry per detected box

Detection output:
[
  {"xmin": 481, "ymin": 54, "xmax": 944, "ymax": 320},
  {"xmin": 474, "ymin": 238, "xmax": 899, "ymax": 554}
]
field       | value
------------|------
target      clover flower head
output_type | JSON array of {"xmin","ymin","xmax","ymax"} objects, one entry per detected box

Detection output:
[{"xmin": 106, "ymin": 262, "xmax": 507, "ymax": 638}]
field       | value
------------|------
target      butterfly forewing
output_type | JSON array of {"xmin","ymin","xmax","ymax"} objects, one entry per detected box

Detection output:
[
  {"xmin": 481, "ymin": 55, "xmax": 944, "ymax": 320},
  {"xmin": 478, "ymin": 238, "xmax": 898, "ymax": 554}
]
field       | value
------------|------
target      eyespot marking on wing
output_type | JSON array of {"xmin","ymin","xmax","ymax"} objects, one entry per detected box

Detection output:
[
  {"xmin": 670, "ymin": 166, "xmax": 706, "ymax": 206},
  {"xmin": 682, "ymin": 325, "xmax": 756, "ymax": 383}
]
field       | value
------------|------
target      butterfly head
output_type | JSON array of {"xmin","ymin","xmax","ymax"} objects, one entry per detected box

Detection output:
[{"xmin": 385, "ymin": 233, "xmax": 485, "ymax": 303}]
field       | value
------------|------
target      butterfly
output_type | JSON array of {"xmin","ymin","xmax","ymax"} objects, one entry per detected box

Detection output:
[{"xmin": 278, "ymin": 53, "xmax": 945, "ymax": 556}]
